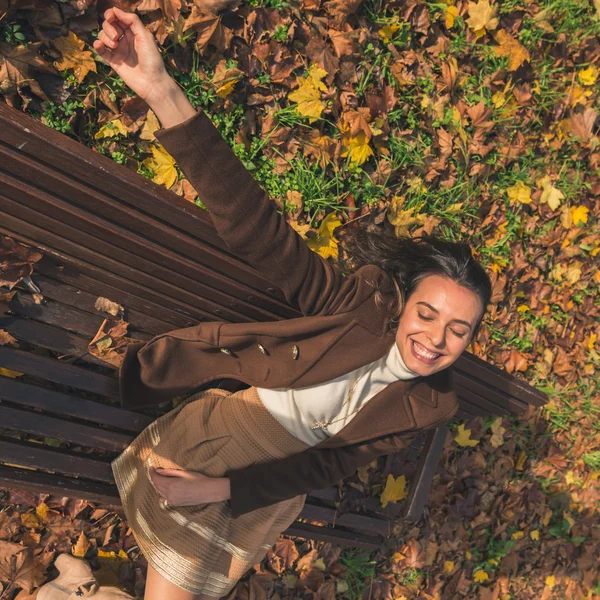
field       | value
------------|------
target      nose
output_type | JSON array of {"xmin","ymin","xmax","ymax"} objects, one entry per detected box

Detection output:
[{"xmin": 426, "ymin": 325, "xmax": 447, "ymax": 350}]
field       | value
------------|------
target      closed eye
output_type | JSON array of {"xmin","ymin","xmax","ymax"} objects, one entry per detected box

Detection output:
[{"xmin": 418, "ymin": 313, "xmax": 467, "ymax": 338}]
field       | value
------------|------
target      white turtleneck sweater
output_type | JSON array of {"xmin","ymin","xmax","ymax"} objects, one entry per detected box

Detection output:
[{"xmin": 256, "ymin": 342, "xmax": 420, "ymax": 445}]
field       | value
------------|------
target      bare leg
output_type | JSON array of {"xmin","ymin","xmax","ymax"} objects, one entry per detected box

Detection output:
[{"xmin": 144, "ymin": 563, "xmax": 221, "ymax": 600}]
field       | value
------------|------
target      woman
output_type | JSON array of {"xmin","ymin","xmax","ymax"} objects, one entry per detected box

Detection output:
[{"xmin": 93, "ymin": 8, "xmax": 491, "ymax": 600}]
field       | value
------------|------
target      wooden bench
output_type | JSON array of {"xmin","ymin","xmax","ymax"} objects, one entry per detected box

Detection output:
[{"xmin": 0, "ymin": 103, "xmax": 548, "ymax": 549}]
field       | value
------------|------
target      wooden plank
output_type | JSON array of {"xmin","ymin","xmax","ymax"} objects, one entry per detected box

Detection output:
[
  {"xmin": 402, "ymin": 426, "xmax": 449, "ymax": 522},
  {"xmin": 454, "ymin": 370, "xmax": 529, "ymax": 415},
  {"xmin": 0, "ymin": 464, "xmax": 121, "ymax": 505},
  {"xmin": 0, "ymin": 436, "xmax": 114, "ymax": 481},
  {"xmin": 0, "ymin": 375, "xmax": 151, "ymax": 432},
  {"xmin": 26, "ymin": 273, "xmax": 178, "ymax": 337},
  {"xmin": 284, "ymin": 521, "xmax": 382, "ymax": 550},
  {"xmin": 0, "ymin": 199, "xmax": 276, "ymax": 323},
  {"xmin": 0, "ymin": 316, "xmax": 114, "ymax": 368},
  {"xmin": 36, "ymin": 256, "xmax": 204, "ymax": 329},
  {"xmin": 0, "ymin": 170, "xmax": 296, "ymax": 320},
  {"xmin": 0, "ymin": 346, "xmax": 119, "ymax": 399},
  {"xmin": 300, "ymin": 502, "xmax": 393, "ymax": 537},
  {"xmin": 8, "ymin": 291, "xmax": 150, "ymax": 342},
  {"xmin": 456, "ymin": 352, "xmax": 547, "ymax": 407},
  {"xmin": 0, "ymin": 143, "xmax": 292, "ymax": 306},
  {"xmin": 0, "ymin": 405, "xmax": 130, "ymax": 452}
]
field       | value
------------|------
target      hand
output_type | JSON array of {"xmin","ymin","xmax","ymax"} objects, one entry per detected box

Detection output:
[
  {"xmin": 149, "ymin": 467, "xmax": 231, "ymax": 507},
  {"xmin": 92, "ymin": 7, "xmax": 171, "ymax": 104}
]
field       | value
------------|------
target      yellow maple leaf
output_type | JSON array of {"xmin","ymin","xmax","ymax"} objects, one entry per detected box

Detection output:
[
  {"xmin": 545, "ymin": 575, "xmax": 556, "ymax": 588},
  {"xmin": 380, "ymin": 474, "xmax": 408, "ymax": 508},
  {"xmin": 578, "ymin": 65, "xmax": 599, "ymax": 86},
  {"xmin": 94, "ymin": 119, "xmax": 129, "ymax": 140},
  {"xmin": 379, "ymin": 22, "xmax": 401, "ymax": 43},
  {"xmin": 36, "ymin": 503, "xmax": 48, "ymax": 521},
  {"xmin": 387, "ymin": 196, "xmax": 427, "ymax": 237},
  {"xmin": 0, "ymin": 367, "xmax": 23, "ymax": 378},
  {"xmin": 493, "ymin": 30, "xmax": 530, "ymax": 71},
  {"xmin": 454, "ymin": 423, "xmax": 479, "ymax": 447},
  {"xmin": 566, "ymin": 262, "xmax": 582, "ymax": 285},
  {"xmin": 142, "ymin": 144, "xmax": 178, "ymax": 189},
  {"xmin": 507, "ymin": 181, "xmax": 532, "ymax": 204},
  {"xmin": 511, "ymin": 531, "xmax": 524, "ymax": 540},
  {"xmin": 515, "ymin": 450, "xmax": 527, "ymax": 470},
  {"xmin": 341, "ymin": 130, "xmax": 374, "ymax": 166},
  {"xmin": 53, "ymin": 31, "xmax": 97, "ymax": 84},
  {"xmin": 466, "ymin": 0, "xmax": 499, "ymax": 38},
  {"xmin": 473, "ymin": 569, "xmax": 489, "ymax": 583},
  {"xmin": 289, "ymin": 65, "xmax": 328, "ymax": 124},
  {"xmin": 570, "ymin": 205, "xmax": 589, "ymax": 226},
  {"xmin": 530, "ymin": 529, "xmax": 540, "ymax": 540},
  {"xmin": 445, "ymin": 5, "xmax": 459, "ymax": 28},
  {"xmin": 305, "ymin": 211, "xmax": 342, "ymax": 259},
  {"xmin": 492, "ymin": 91, "xmax": 506, "ymax": 108},
  {"xmin": 443, "ymin": 560, "xmax": 455, "ymax": 574}
]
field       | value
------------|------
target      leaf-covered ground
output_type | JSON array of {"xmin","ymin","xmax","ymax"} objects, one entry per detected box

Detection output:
[{"xmin": 1, "ymin": 0, "xmax": 599, "ymax": 598}]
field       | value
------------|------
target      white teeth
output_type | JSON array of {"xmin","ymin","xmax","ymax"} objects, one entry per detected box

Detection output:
[{"xmin": 413, "ymin": 340, "xmax": 440, "ymax": 360}]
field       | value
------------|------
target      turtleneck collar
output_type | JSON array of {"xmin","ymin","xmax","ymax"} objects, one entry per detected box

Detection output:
[{"xmin": 386, "ymin": 341, "xmax": 421, "ymax": 379}]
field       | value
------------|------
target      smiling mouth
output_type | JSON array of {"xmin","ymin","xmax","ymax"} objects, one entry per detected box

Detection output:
[{"xmin": 410, "ymin": 339, "xmax": 443, "ymax": 363}]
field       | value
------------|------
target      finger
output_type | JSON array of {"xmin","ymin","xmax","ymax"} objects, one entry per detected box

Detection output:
[
  {"xmin": 92, "ymin": 39, "xmax": 107, "ymax": 55},
  {"xmin": 98, "ymin": 30, "xmax": 118, "ymax": 50},
  {"xmin": 103, "ymin": 20, "xmax": 125, "ymax": 43},
  {"xmin": 111, "ymin": 7, "xmax": 149, "ymax": 37},
  {"xmin": 154, "ymin": 468, "xmax": 186, "ymax": 477}
]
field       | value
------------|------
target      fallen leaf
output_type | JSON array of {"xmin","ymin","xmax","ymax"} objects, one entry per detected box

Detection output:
[
  {"xmin": 142, "ymin": 144, "xmax": 178, "ymax": 188},
  {"xmin": 466, "ymin": 0, "xmax": 499, "ymax": 38},
  {"xmin": 454, "ymin": 424, "xmax": 479, "ymax": 447},
  {"xmin": 305, "ymin": 212, "xmax": 342, "ymax": 259},
  {"xmin": 493, "ymin": 30, "xmax": 531, "ymax": 71},
  {"xmin": 52, "ymin": 31, "xmax": 97, "ymax": 84},
  {"xmin": 94, "ymin": 118, "xmax": 128, "ymax": 140},
  {"xmin": 380, "ymin": 474, "xmax": 408, "ymax": 508}
]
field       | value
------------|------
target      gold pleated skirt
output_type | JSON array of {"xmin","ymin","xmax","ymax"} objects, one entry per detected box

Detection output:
[{"xmin": 111, "ymin": 386, "xmax": 310, "ymax": 597}]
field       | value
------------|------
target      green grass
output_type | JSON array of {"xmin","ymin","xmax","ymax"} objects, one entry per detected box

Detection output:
[{"xmin": 338, "ymin": 549, "xmax": 377, "ymax": 599}]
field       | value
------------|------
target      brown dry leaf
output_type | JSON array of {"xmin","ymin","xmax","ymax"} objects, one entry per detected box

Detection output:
[
  {"xmin": 183, "ymin": 6, "xmax": 232, "ymax": 54},
  {"xmin": 568, "ymin": 107, "xmax": 598, "ymax": 142},
  {"xmin": 95, "ymin": 297, "xmax": 124, "ymax": 318},
  {"xmin": 52, "ymin": 31, "xmax": 97, "ymax": 84},
  {"xmin": 0, "ymin": 41, "xmax": 58, "ymax": 101},
  {"xmin": 493, "ymin": 30, "xmax": 531, "ymax": 71},
  {"xmin": 0, "ymin": 291, "xmax": 16, "ymax": 315},
  {"xmin": 0, "ymin": 236, "xmax": 43, "ymax": 290},
  {"xmin": 0, "ymin": 545, "xmax": 52, "ymax": 595},
  {"xmin": 267, "ymin": 539, "xmax": 299, "ymax": 574},
  {"xmin": 0, "ymin": 329, "xmax": 19, "ymax": 346}
]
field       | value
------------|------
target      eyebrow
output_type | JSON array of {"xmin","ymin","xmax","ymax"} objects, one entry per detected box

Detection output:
[{"xmin": 416, "ymin": 302, "xmax": 473, "ymax": 329}]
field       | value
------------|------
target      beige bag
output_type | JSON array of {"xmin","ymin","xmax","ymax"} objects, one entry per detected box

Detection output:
[{"xmin": 37, "ymin": 554, "xmax": 136, "ymax": 600}]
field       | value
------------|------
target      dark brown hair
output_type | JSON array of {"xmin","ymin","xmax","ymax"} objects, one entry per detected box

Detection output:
[{"xmin": 343, "ymin": 227, "xmax": 492, "ymax": 339}]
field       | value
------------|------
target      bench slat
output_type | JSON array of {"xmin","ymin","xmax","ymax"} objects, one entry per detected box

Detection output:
[
  {"xmin": 0, "ymin": 346, "xmax": 119, "ymax": 399},
  {"xmin": 28, "ymin": 273, "xmax": 178, "ymax": 337},
  {"xmin": 455, "ymin": 352, "xmax": 547, "ymax": 406},
  {"xmin": 9, "ymin": 291, "xmax": 150, "ymax": 341},
  {"xmin": 0, "ymin": 375, "xmax": 150, "ymax": 432},
  {"xmin": 0, "ymin": 199, "xmax": 272, "ymax": 323},
  {"xmin": 35, "ymin": 257, "xmax": 201, "ymax": 329},
  {"xmin": 284, "ymin": 521, "xmax": 382, "ymax": 550},
  {"xmin": 0, "ymin": 170, "xmax": 295, "ymax": 321},
  {"xmin": 402, "ymin": 425, "xmax": 449, "ymax": 521},
  {"xmin": 0, "ymin": 405, "xmax": 130, "ymax": 452},
  {"xmin": 0, "ymin": 436, "xmax": 114, "ymax": 481},
  {"xmin": 0, "ymin": 316, "xmax": 113, "ymax": 368},
  {"xmin": 0, "ymin": 143, "xmax": 291, "ymax": 306}
]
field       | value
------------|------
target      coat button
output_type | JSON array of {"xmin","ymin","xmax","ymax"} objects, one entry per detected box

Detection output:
[
  {"xmin": 292, "ymin": 345, "xmax": 299, "ymax": 360},
  {"xmin": 257, "ymin": 343, "xmax": 268, "ymax": 355},
  {"xmin": 219, "ymin": 347, "xmax": 233, "ymax": 355}
]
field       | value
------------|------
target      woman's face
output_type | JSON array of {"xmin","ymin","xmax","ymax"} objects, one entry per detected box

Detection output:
[{"xmin": 395, "ymin": 274, "xmax": 483, "ymax": 376}]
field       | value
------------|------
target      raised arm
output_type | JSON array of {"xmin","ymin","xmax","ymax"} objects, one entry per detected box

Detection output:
[{"xmin": 94, "ymin": 8, "xmax": 351, "ymax": 317}]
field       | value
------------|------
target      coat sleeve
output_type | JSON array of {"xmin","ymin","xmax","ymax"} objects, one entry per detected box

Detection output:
[
  {"xmin": 225, "ymin": 434, "xmax": 416, "ymax": 518},
  {"xmin": 153, "ymin": 109, "xmax": 349, "ymax": 317}
]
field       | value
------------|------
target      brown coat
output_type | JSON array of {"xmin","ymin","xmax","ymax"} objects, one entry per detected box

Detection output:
[{"xmin": 119, "ymin": 109, "xmax": 459, "ymax": 518}]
